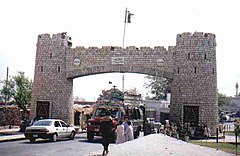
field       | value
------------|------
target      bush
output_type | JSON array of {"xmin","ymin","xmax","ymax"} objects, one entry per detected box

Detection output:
[{"xmin": 0, "ymin": 106, "xmax": 21, "ymax": 126}]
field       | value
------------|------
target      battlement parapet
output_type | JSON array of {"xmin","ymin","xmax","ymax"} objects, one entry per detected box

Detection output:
[
  {"xmin": 38, "ymin": 32, "xmax": 72, "ymax": 47},
  {"xmin": 72, "ymin": 45, "xmax": 169, "ymax": 54},
  {"xmin": 126, "ymin": 46, "xmax": 137, "ymax": 50},
  {"xmin": 101, "ymin": 46, "xmax": 122, "ymax": 50},
  {"xmin": 38, "ymin": 32, "xmax": 71, "ymax": 42},
  {"xmin": 38, "ymin": 33, "xmax": 51, "ymax": 40},
  {"xmin": 139, "ymin": 46, "xmax": 151, "ymax": 51},
  {"xmin": 177, "ymin": 32, "xmax": 216, "ymax": 39},
  {"xmin": 176, "ymin": 32, "xmax": 216, "ymax": 47},
  {"xmin": 74, "ymin": 44, "xmax": 212, "ymax": 52},
  {"xmin": 75, "ymin": 46, "xmax": 85, "ymax": 50},
  {"xmin": 88, "ymin": 46, "xmax": 99, "ymax": 50}
]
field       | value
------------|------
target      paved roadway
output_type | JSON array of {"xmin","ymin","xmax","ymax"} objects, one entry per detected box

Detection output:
[
  {"xmin": 0, "ymin": 131, "xmax": 235, "ymax": 156},
  {"xmin": 0, "ymin": 133, "xmax": 103, "ymax": 156}
]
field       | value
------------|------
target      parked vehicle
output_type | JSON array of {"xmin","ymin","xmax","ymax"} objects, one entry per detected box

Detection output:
[
  {"xmin": 87, "ymin": 104, "xmax": 123, "ymax": 141},
  {"xmin": 86, "ymin": 87, "xmax": 145, "ymax": 141},
  {"xmin": 124, "ymin": 104, "xmax": 145, "ymax": 138},
  {"xmin": 24, "ymin": 119, "xmax": 76, "ymax": 142},
  {"xmin": 87, "ymin": 103, "xmax": 145, "ymax": 141}
]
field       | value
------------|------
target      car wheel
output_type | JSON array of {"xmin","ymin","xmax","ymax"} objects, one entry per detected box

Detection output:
[
  {"xmin": 69, "ymin": 131, "xmax": 75, "ymax": 140},
  {"xmin": 87, "ymin": 132, "xmax": 94, "ymax": 141},
  {"xmin": 29, "ymin": 138, "xmax": 36, "ymax": 143},
  {"xmin": 51, "ymin": 133, "xmax": 58, "ymax": 142}
]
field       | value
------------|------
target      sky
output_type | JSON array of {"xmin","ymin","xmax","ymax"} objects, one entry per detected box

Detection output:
[{"xmin": 1, "ymin": 0, "xmax": 240, "ymax": 101}]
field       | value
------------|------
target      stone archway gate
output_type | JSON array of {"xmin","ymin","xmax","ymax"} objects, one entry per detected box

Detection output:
[{"xmin": 30, "ymin": 32, "xmax": 218, "ymax": 133}]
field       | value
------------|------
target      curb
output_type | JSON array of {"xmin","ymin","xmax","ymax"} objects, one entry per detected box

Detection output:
[
  {"xmin": 0, "ymin": 132, "xmax": 86, "ymax": 143},
  {"xmin": 0, "ymin": 136, "xmax": 26, "ymax": 143}
]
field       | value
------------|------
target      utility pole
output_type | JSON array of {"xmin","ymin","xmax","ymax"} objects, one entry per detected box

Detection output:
[
  {"xmin": 6, "ymin": 67, "xmax": 9, "ymax": 82},
  {"xmin": 4, "ymin": 67, "xmax": 9, "ymax": 105},
  {"xmin": 122, "ymin": 75, "xmax": 125, "ymax": 93},
  {"xmin": 236, "ymin": 82, "xmax": 239, "ymax": 96}
]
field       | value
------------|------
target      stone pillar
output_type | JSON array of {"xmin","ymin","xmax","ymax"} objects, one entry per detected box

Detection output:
[
  {"xmin": 170, "ymin": 32, "xmax": 218, "ymax": 135},
  {"xmin": 30, "ymin": 33, "xmax": 74, "ymax": 125}
]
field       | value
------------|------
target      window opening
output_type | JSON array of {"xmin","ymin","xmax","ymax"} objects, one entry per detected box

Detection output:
[
  {"xmin": 110, "ymin": 46, "xmax": 115, "ymax": 51},
  {"xmin": 188, "ymin": 53, "xmax": 191, "ymax": 59}
]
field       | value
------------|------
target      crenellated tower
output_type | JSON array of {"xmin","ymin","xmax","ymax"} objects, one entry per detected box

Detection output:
[
  {"xmin": 30, "ymin": 32, "xmax": 74, "ymax": 124},
  {"xmin": 170, "ymin": 32, "xmax": 218, "ymax": 133}
]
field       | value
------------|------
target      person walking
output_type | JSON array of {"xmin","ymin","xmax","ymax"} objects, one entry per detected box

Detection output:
[
  {"xmin": 115, "ymin": 120, "xmax": 125, "ymax": 144},
  {"xmin": 80, "ymin": 111, "xmax": 86, "ymax": 131},
  {"xmin": 123, "ymin": 116, "xmax": 129, "ymax": 140},
  {"xmin": 204, "ymin": 125, "xmax": 211, "ymax": 140},
  {"xmin": 124, "ymin": 121, "xmax": 134, "ymax": 141},
  {"xmin": 100, "ymin": 111, "xmax": 113, "ymax": 155},
  {"xmin": 123, "ymin": 116, "xmax": 129, "ymax": 131}
]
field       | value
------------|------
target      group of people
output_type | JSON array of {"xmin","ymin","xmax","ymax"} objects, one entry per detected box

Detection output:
[
  {"xmin": 99, "ymin": 112, "xmax": 134, "ymax": 155},
  {"xmin": 115, "ymin": 117, "xmax": 134, "ymax": 144}
]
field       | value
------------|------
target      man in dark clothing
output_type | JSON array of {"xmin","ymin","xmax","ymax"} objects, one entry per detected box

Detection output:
[{"xmin": 100, "ymin": 111, "xmax": 113, "ymax": 155}]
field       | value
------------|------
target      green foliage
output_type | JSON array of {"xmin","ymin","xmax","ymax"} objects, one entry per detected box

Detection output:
[
  {"xmin": 0, "ymin": 71, "xmax": 32, "ymax": 110},
  {"xmin": 0, "ymin": 79, "xmax": 15, "ymax": 103},
  {"xmin": 144, "ymin": 76, "xmax": 230, "ymax": 106},
  {"xmin": 13, "ymin": 72, "xmax": 32, "ymax": 110},
  {"xmin": 190, "ymin": 141, "xmax": 240, "ymax": 155},
  {"xmin": 234, "ymin": 119, "xmax": 240, "ymax": 132},
  {"xmin": 218, "ymin": 92, "xmax": 232, "ymax": 107},
  {"xmin": 144, "ymin": 75, "xmax": 172, "ymax": 100}
]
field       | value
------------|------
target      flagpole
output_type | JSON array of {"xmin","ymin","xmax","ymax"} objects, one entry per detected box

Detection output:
[{"xmin": 122, "ymin": 8, "xmax": 127, "ymax": 48}]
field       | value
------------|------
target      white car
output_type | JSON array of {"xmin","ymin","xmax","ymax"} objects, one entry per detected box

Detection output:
[{"xmin": 24, "ymin": 119, "xmax": 76, "ymax": 142}]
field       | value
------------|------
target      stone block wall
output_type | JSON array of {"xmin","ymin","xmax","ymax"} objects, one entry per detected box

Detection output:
[
  {"xmin": 65, "ymin": 45, "xmax": 175, "ymax": 79},
  {"xmin": 170, "ymin": 32, "xmax": 218, "ymax": 134},
  {"xmin": 31, "ymin": 32, "xmax": 218, "ymax": 133},
  {"xmin": 30, "ymin": 33, "xmax": 74, "ymax": 125}
]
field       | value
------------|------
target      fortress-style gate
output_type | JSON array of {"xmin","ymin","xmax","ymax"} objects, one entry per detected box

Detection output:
[{"xmin": 30, "ymin": 32, "xmax": 218, "ymax": 133}]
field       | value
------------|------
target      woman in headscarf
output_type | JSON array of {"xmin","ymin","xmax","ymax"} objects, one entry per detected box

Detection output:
[{"xmin": 100, "ymin": 110, "xmax": 113, "ymax": 155}]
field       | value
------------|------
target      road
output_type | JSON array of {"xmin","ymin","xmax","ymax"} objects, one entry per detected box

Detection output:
[{"xmin": 0, "ymin": 133, "xmax": 104, "ymax": 156}]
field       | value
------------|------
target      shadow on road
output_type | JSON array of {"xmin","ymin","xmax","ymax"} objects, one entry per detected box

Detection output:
[
  {"xmin": 79, "ymin": 137, "xmax": 102, "ymax": 144},
  {"xmin": 22, "ymin": 138, "xmax": 73, "ymax": 144}
]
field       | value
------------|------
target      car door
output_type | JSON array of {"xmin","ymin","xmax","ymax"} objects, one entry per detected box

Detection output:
[
  {"xmin": 60, "ymin": 121, "xmax": 69, "ymax": 137},
  {"xmin": 54, "ymin": 121, "xmax": 64, "ymax": 137}
]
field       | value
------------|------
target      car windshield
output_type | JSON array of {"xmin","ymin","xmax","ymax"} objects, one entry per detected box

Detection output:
[
  {"xmin": 34, "ymin": 120, "xmax": 53, "ymax": 126},
  {"xmin": 94, "ymin": 108, "xmax": 119, "ymax": 118}
]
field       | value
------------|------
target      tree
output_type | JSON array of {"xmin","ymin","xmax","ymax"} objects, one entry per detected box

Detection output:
[
  {"xmin": 144, "ymin": 75, "xmax": 232, "ymax": 107},
  {"xmin": 0, "ymin": 79, "xmax": 15, "ymax": 104},
  {"xmin": 0, "ymin": 72, "xmax": 32, "ymax": 127},
  {"xmin": 13, "ymin": 72, "xmax": 32, "ymax": 110},
  {"xmin": 217, "ymin": 92, "xmax": 232, "ymax": 107},
  {"xmin": 144, "ymin": 75, "xmax": 172, "ymax": 100}
]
